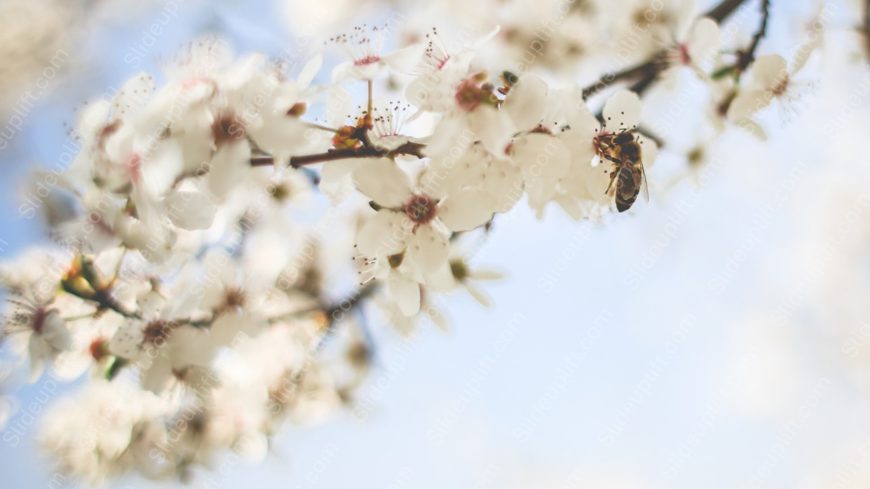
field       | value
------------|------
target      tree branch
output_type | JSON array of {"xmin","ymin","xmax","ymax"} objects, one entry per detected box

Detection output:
[
  {"xmin": 251, "ymin": 142, "xmax": 426, "ymax": 169},
  {"xmin": 580, "ymin": 0, "xmax": 757, "ymax": 99},
  {"xmin": 735, "ymin": 0, "xmax": 771, "ymax": 73},
  {"xmin": 864, "ymin": 0, "xmax": 870, "ymax": 62}
]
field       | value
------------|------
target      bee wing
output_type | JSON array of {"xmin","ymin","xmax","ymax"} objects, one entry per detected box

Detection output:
[
  {"xmin": 605, "ymin": 167, "xmax": 617, "ymax": 196},
  {"xmin": 639, "ymin": 161, "xmax": 650, "ymax": 203}
]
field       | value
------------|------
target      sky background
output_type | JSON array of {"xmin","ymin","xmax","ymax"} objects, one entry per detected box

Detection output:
[{"xmin": 3, "ymin": 0, "xmax": 870, "ymax": 488}]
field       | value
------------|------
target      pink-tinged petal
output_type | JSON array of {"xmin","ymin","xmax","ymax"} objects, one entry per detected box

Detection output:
[
  {"xmin": 405, "ymin": 223, "xmax": 449, "ymax": 273},
  {"xmin": 352, "ymin": 158, "xmax": 413, "ymax": 207},
  {"xmin": 503, "ymin": 75, "xmax": 549, "ymax": 130},
  {"xmin": 438, "ymin": 189, "xmax": 495, "ymax": 232},
  {"xmin": 603, "ymin": 90, "xmax": 642, "ymax": 131},
  {"xmin": 750, "ymin": 55, "xmax": 788, "ymax": 90},
  {"xmin": 387, "ymin": 272, "xmax": 421, "ymax": 316},
  {"xmin": 688, "ymin": 18, "xmax": 720, "ymax": 63},
  {"xmin": 356, "ymin": 211, "xmax": 410, "ymax": 257},
  {"xmin": 727, "ymin": 88, "xmax": 771, "ymax": 121}
]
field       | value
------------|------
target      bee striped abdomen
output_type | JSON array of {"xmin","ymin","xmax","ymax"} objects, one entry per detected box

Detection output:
[{"xmin": 615, "ymin": 165, "xmax": 640, "ymax": 213}]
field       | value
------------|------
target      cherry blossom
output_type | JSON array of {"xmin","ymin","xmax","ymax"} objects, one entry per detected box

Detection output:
[{"xmin": 0, "ymin": 0, "xmax": 829, "ymax": 483}]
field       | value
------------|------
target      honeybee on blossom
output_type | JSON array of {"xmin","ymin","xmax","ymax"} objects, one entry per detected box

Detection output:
[{"xmin": 595, "ymin": 130, "xmax": 649, "ymax": 213}]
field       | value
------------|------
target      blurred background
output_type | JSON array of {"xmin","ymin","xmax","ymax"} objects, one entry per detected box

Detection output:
[{"xmin": 3, "ymin": 0, "xmax": 870, "ymax": 487}]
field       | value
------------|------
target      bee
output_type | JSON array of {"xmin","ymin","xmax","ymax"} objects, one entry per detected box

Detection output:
[{"xmin": 595, "ymin": 130, "xmax": 649, "ymax": 213}]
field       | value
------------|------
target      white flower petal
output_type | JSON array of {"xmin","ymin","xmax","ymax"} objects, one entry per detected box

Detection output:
[
  {"xmin": 469, "ymin": 105, "xmax": 516, "ymax": 156},
  {"xmin": 603, "ymin": 90, "xmax": 641, "ymax": 131},
  {"xmin": 356, "ymin": 211, "xmax": 410, "ymax": 257},
  {"xmin": 207, "ymin": 141, "xmax": 251, "ymax": 200},
  {"xmin": 352, "ymin": 158, "xmax": 412, "ymax": 207},
  {"xmin": 687, "ymin": 18, "xmax": 720, "ymax": 63},
  {"xmin": 464, "ymin": 283, "xmax": 492, "ymax": 308},
  {"xmin": 297, "ymin": 54, "xmax": 322, "ymax": 88},
  {"xmin": 503, "ymin": 75, "xmax": 549, "ymax": 130},
  {"xmin": 438, "ymin": 189, "xmax": 494, "ymax": 232},
  {"xmin": 727, "ymin": 88, "xmax": 770, "ymax": 121},
  {"xmin": 387, "ymin": 272, "xmax": 421, "ymax": 317},
  {"xmin": 750, "ymin": 55, "xmax": 788, "ymax": 90},
  {"xmin": 382, "ymin": 43, "xmax": 426, "ymax": 74},
  {"xmin": 405, "ymin": 224, "xmax": 449, "ymax": 273},
  {"xmin": 637, "ymin": 134, "xmax": 659, "ymax": 169},
  {"xmin": 165, "ymin": 188, "xmax": 217, "ymax": 230}
]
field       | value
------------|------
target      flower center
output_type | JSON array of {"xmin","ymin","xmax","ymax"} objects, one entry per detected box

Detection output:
[
  {"xmin": 772, "ymin": 77, "xmax": 790, "ymax": 97},
  {"xmin": 31, "ymin": 307, "xmax": 48, "ymax": 335},
  {"xmin": 454, "ymin": 76, "xmax": 496, "ymax": 112},
  {"xmin": 211, "ymin": 112, "xmax": 246, "ymax": 146},
  {"xmin": 354, "ymin": 55, "xmax": 381, "ymax": 66},
  {"xmin": 403, "ymin": 195, "xmax": 438, "ymax": 225},
  {"xmin": 678, "ymin": 43, "xmax": 691, "ymax": 65},
  {"xmin": 142, "ymin": 320, "xmax": 172, "ymax": 346},
  {"xmin": 89, "ymin": 338, "xmax": 109, "ymax": 361}
]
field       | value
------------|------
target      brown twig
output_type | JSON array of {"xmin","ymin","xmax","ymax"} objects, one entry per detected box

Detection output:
[
  {"xmin": 252, "ymin": 141, "xmax": 426, "ymax": 169},
  {"xmin": 734, "ymin": 0, "xmax": 771, "ymax": 73},
  {"xmin": 580, "ymin": 0, "xmax": 757, "ymax": 100},
  {"xmin": 863, "ymin": 0, "xmax": 870, "ymax": 62}
]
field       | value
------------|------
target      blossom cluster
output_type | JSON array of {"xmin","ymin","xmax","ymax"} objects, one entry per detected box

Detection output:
[{"xmin": 0, "ymin": 0, "xmax": 824, "ymax": 483}]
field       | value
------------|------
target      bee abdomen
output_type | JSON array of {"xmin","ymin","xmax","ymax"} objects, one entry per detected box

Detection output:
[{"xmin": 615, "ymin": 166, "xmax": 640, "ymax": 213}]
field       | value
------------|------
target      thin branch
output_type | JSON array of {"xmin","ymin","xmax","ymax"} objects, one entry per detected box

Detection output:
[
  {"xmin": 705, "ymin": 0, "xmax": 751, "ymax": 22},
  {"xmin": 580, "ymin": 0, "xmax": 756, "ymax": 99},
  {"xmin": 325, "ymin": 282, "xmax": 379, "ymax": 327},
  {"xmin": 62, "ymin": 285, "xmax": 140, "ymax": 319},
  {"xmin": 864, "ymin": 0, "xmax": 870, "ymax": 62},
  {"xmin": 735, "ymin": 0, "xmax": 771, "ymax": 73},
  {"xmin": 252, "ymin": 141, "xmax": 427, "ymax": 169}
]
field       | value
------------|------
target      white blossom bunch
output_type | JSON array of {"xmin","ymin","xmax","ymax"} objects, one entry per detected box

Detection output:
[{"xmin": 0, "ymin": 0, "xmax": 837, "ymax": 484}]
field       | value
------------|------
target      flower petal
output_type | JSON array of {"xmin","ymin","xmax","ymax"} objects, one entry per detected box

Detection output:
[
  {"xmin": 387, "ymin": 272, "xmax": 421, "ymax": 316},
  {"xmin": 438, "ymin": 189, "xmax": 495, "ymax": 232},
  {"xmin": 468, "ymin": 106, "xmax": 516, "ymax": 156},
  {"xmin": 687, "ymin": 18, "xmax": 720, "ymax": 63},
  {"xmin": 382, "ymin": 43, "xmax": 427, "ymax": 74},
  {"xmin": 356, "ymin": 211, "xmax": 410, "ymax": 257},
  {"xmin": 405, "ymin": 223, "xmax": 449, "ymax": 273},
  {"xmin": 352, "ymin": 158, "xmax": 412, "ymax": 207},
  {"xmin": 165, "ymin": 188, "xmax": 217, "ymax": 230},
  {"xmin": 503, "ymin": 75, "xmax": 549, "ymax": 130},
  {"xmin": 750, "ymin": 55, "xmax": 788, "ymax": 90},
  {"xmin": 603, "ymin": 90, "xmax": 641, "ymax": 131},
  {"xmin": 727, "ymin": 88, "xmax": 770, "ymax": 121}
]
